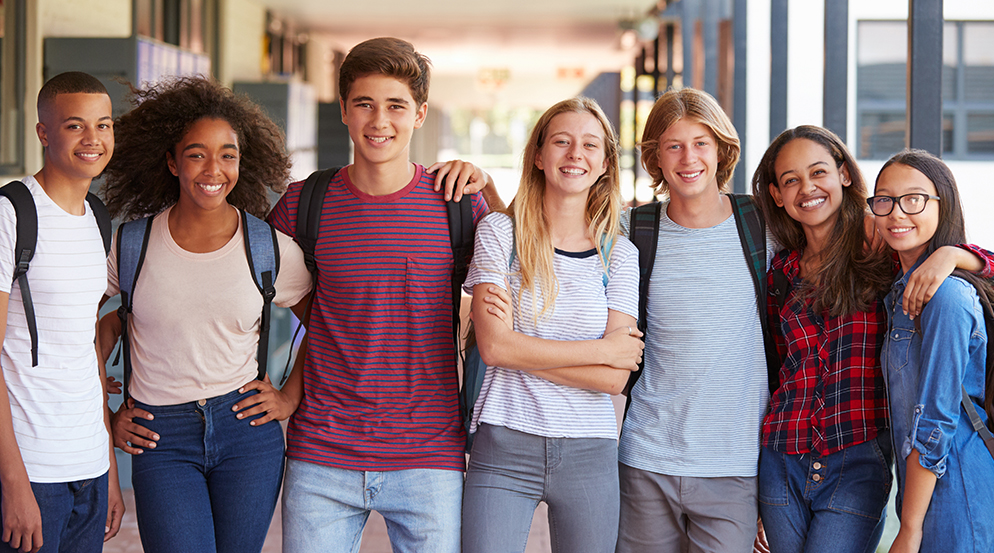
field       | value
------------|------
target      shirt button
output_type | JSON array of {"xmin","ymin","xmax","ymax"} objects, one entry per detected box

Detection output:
[
  {"xmin": 812, "ymin": 473, "xmax": 821, "ymax": 482},
  {"xmin": 813, "ymin": 462, "xmax": 822, "ymax": 470},
  {"xmin": 197, "ymin": 399, "xmax": 206, "ymax": 406},
  {"xmin": 894, "ymin": 333, "xmax": 899, "ymax": 339}
]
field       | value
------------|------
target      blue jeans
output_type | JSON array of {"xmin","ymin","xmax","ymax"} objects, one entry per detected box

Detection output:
[
  {"xmin": 281, "ymin": 458, "xmax": 463, "ymax": 553},
  {"xmin": 462, "ymin": 424, "xmax": 620, "ymax": 553},
  {"xmin": 130, "ymin": 388, "xmax": 285, "ymax": 553},
  {"xmin": 758, "ymin": 434, "xmax": 892, "ymax": 553},
  {"xmin": 0, "ymin": 472, "xmax": 107, "ymax": 553}
]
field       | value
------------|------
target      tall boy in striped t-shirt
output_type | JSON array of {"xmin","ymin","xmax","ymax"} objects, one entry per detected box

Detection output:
[
  {"xmin": 269, "ymin": 38, "xmax": 491, "ymax": 553},
  {"xmin": 0, "ymin": 73, "xmax": 123, "ymax": 553}
]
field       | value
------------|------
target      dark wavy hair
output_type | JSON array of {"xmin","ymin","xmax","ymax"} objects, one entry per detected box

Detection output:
[
  {"xmin": 876, "ymin": 149, "xmax": 994, "ymax": 426},
  {"xmin": 102, "ymin": 77, "xmax": 290, "ymax": 220},
  {"xmin": 752, "ymin": 125, "xmax": 892, "ymax": 316}
]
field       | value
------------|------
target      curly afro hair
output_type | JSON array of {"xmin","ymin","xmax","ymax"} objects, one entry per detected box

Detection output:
[{"xmin": 102, "ymin": 77, "xmax": 291, "ymax": 221}]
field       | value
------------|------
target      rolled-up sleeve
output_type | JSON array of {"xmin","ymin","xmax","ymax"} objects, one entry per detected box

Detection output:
[{"xmin": 911, "ymin": 277, "xmax": 985, "ymax": 478}]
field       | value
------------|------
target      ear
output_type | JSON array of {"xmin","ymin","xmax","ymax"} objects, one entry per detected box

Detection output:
[
  {"xmin": 768, "ymin": 182, "xmax": 784, "ymax": 208},
  {"xmin": 166, "ymin": 151, "xmax": 179, "ymax": 177},
  {"xmin": 339, "ymin": 97, "xmax": 348, "ymax": 123},
  {"xmin": 413, "ymin": 102, "xmax": 428, "ymax": 130},
  {"xmin": 535, "ymin": 150, "xmax": 544, "ymax": 172},
  {"xmin": 840, "ymin": 164, "xmax": 852, "ymax": 187},
  {"xmin": 36, "ymin": 122, "xmax": 48, "ymax": 148}
]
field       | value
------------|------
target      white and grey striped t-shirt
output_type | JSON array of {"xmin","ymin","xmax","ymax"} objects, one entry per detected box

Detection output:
[
  {"xmin": 464, "ymin": 212, "xmax": 639, "ymax": 439},
  {"xmin": 618, "ymin": 202, "xmax": 773, "ymax": 477},
  {"xmin": 0, "ymin": 176, "xmax": 109, "ymax": 483}
]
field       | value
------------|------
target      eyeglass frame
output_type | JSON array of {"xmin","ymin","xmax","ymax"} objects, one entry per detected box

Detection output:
[{"xmin": 866, "ymin": 193, "xmax": 941, "ymax": 216}]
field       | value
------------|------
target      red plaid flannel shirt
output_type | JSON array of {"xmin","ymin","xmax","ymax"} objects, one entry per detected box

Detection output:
[{"xmin": 761, "ymin": 245, "xmax": 994, "ymax": 456}]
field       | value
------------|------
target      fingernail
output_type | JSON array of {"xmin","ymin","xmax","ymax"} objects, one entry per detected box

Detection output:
[
  {"xmin": 250, "ymin": 421, "xmax": 256, "ymax": 426},
  {"xmin": 153, "ymin": 434, "xmax": 159, "ymax": 440},
  {"xmin": 236, "ymin": 413, "xmax": 243, "ymax": 419}
]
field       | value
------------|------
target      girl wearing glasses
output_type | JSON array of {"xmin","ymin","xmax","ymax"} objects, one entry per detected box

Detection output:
[
  {"xmin": 871, "ymin": 149, "xmax": 994, "ymax": 553},
  {"xmin": 750, "ymin": 126, "xmax": 993, "ymax": 553}
]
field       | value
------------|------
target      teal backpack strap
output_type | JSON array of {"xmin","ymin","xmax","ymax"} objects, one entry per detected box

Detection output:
[
  {"xmin": 241, "ymin": 210, "xmax": 280, "ymax": 382},
  {"xmin": 116, "ymin": 217, "xmax": 154, "ymax": 400}
]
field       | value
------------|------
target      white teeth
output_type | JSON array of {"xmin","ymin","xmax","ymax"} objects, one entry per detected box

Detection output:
[
  {"xmin": 561, "ymin": 168, "xmax": 586, "ymax": 175},
  {"xmin": 679, "ymin": 170, "xmax": 703, "ymax": 179},
  {"xmin": 367, "ymin": 136, "xmax": 389, "ymax": 143},
  {"xmin": 199, "ymin": 183, "xmax": 223, "ymax": 193},
  {"xmin": 800, "ymin": 197, "xmax": 826, "ymax": 208},
  {"xmin": 77, "ymin": 153, "xmax": 100, "ymax": 161},
  {"xmin": 891, "ymin": 227, "xmax": 914, "ymax": 233}
]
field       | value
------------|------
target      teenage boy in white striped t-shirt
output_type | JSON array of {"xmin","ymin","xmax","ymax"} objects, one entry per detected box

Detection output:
[{"xmin": 0, "ymin": 72, "xmax": 123, "ymax": 553}]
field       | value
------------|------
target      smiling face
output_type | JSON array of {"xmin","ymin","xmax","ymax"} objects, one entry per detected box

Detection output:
[
  {"xmin": 167, "ymin": 117, "xmax": 239, "ymax": 215},
  {"xmin": 873, "ymin": 163, "xmax": 940, "ymax": 270},
  {"xmin": 36, "ymin": 92, "xmax": 114, "ymax": 186},
  {"xmin": 340, "ymin": 73, "xmax": 427, "ymax": 171},
  {"xmin": 768, "ymin": 138, "xmax": 851, "ymax": 237},
  {"xmin": 655, "ymin": 117, "xmax": 720, "ymax": 201},
  {"xmin": 534, "ymin": 111, "xmax": 609, "ymax": 201}
]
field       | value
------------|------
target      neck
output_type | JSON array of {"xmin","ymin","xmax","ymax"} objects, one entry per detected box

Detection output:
[
  {"xmin": 666, "ymin": 187, "xmax": 730, "ymax": 228},
  {"xmin": 167, "ymin": 201, "xmax": 239, "ymax": 253},
  {"xmin": 33, "ymin": 167, "xmax": 91, "ymax": 216},
  {"xmin": 543, "ymin": 191, "xmax": 592, "ymax": 251},
  {"xmin": 349, "ymin": 158, "xmax": 414, "ymax": 196},
  {"xmin": 899, "ymin": 245, "xmax": 929, "ymax": 276}
]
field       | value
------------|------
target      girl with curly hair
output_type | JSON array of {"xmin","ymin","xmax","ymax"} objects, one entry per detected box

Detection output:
[
  {"xmin": 460, "ymin": 97, "xmax": 644, "ymax": 553},
  {"xmin": 99, "ymin": 77, "xmax": 313, "ymax": 553}
]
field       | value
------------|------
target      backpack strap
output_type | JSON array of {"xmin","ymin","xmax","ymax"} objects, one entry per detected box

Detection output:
[
  {"xmin": 623, "ymin": 202, "xmax": 662, "ymax": 407},
  {"xmin": 728, "ymin": 193, "xmax": 785, "ymax": 394},
  {"xmin": 0, "ymin": 181, "xmax": 39, "ymax": 366},
  {"xmin": 116, "ymin": 217, "xmax": 154, "ymax": 401},
  {"xmin": 85, "ymin": 193, "xmax": 112, "ymax": 255},
  {"xmin": 295, "ymin": 167, "xmax": 342, "ymax": 274},
  {"xmin": 963, "ymin": 283, "xmax": 994, "ymax": 460},
  {"xmin": 241, "ymin": 210, "xmax": 280, "ymax": 382},
  {"xmin": 446, "ymin": 193, "xmax": 475, "ymax": 371}
]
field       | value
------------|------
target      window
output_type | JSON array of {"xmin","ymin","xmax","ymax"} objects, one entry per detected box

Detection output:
[{"xmin": 857, "ymin": 20, "xmax": 994, "ymax": 160}]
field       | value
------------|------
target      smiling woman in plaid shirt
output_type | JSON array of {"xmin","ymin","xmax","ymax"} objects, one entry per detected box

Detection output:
[{"xmin": 750, "ymin": 126, "xmax": 994, "ymax": 553}]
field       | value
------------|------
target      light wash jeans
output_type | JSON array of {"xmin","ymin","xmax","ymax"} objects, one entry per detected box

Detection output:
[
  {"xmin": 462, "ymin": 423, "xmax": 620, "ymax": 553},
  {"xmin": 758, "ymin": 434, "xmax": 893, "ymax": 553},
  {"xmin": 281, "ymin": 459, "xmax": 463, "ymax": 553}
]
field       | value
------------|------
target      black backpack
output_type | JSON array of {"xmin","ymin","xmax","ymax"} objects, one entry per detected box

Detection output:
[
  {"xmin": 623, "ymin": 194, "xmax": 779, "ymax": 411},
  {"xmin": 292, "ymin": 167, "xmax": 476, "ymax": 392},
  {"xmin": 961, "ymin": 281, "xmax": 994, "ymax": 458},
  {"xmin": 0, "ymin": 181, "xmax": 111, "ymax": 366}
]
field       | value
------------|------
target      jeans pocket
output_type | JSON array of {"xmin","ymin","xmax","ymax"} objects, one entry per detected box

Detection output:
[
  {"xmin": 827, "ymin": 436, "xmax": 892, "ymax": 519},
  {"xmin": 758, "ymin": 447, "xmax": 789, "ymax": 506}
]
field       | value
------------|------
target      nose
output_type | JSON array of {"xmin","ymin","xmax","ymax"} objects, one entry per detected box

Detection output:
[
  {"xmin": 568, "ymin": 143, "xmax": 584, "ymax": 160},
  {"xmin": 81, "ymin": 125, "xmax": 100, "ymax": 146},
  {"xmin": 371, "ymin": 106, "xmax": 389, "ymax": 128},
  {"xmin": 203, "ymin": 156, "xmax": 221, "ymax": 176}
]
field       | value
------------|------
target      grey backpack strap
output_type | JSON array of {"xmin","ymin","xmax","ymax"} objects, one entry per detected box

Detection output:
[{"xmin": 242, "ymin": 210, "xmax": 280, "ymax": 381}]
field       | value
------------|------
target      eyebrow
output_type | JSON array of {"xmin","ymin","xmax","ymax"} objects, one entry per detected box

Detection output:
[
  {"xmin": 778, "ymin": 160, "xmax": 828, "ymax": 182},
  {"xmin": 63, "ymin": 116, "xmax": 113, "ymax": 123},
  {"xmin": 351, "ymin": 95, "xmax": 410, "ymax": 105},
  {"xmin": 182, "ymin": 143, "xmax": 239, "ymax": 152},
  {"xmin": 662, "ymin": 134, "xmax": 711, "ymax": 143}
]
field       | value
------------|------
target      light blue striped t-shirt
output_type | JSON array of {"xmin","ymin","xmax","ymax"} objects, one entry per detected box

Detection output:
[{"xmin": 618, "ymin": 202, "xmax": 773, "ymax": 477}]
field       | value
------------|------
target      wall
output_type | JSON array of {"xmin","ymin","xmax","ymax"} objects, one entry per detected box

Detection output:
[{"xmin": 217, "ymin": 0, "xmax": 266, "ymax": 85}]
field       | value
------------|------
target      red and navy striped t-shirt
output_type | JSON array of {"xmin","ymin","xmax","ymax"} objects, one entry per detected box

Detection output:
[{"xmin": 268, "ymin": 164, "xmax": 488, "ymax": 471}]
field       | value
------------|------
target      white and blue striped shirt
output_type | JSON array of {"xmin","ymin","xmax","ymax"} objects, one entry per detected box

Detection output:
[{"xmin": 464, "ymin": 213, "xmax": 639, "ymax": 439}]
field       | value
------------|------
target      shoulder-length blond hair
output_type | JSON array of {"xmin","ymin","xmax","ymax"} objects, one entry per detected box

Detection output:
[{"xmin": 508, "ymin": 97, "xmax": 622, "ymax": 317}]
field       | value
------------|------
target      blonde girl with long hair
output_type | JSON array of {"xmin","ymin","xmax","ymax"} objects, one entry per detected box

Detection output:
[{"xmin": 460, "ymin": 97, "xmax": 643, "ymax": 553}]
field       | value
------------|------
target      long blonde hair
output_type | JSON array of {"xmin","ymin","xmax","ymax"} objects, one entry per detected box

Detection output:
[{"xmin": 509, "ymin": 97, "xmax": 622, "ymax": 318}]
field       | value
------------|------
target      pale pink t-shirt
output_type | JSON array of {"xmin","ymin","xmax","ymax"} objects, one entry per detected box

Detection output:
[{"xmin": 106, "ymin": 205, "xmax": 312, "ymax": 405}]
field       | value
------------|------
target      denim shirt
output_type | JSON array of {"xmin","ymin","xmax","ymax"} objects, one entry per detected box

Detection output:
[{"xmin": 882, "ymin": 260, "xmax": 988, "ymax": 487}]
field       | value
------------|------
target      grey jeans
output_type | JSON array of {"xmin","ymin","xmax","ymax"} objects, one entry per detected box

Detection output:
[
  {"xmin": 462, "ymin": 423, "xmax": 620, "ymax": 553},
  {"xmin": 616, "ymin": 463, "xmax": 759, "ymax": 553}
]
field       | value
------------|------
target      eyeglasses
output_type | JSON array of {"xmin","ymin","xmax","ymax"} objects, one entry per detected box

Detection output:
[{"xmin": 866, "ymin": 193, "xmax": 940, "ymax": 216}]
